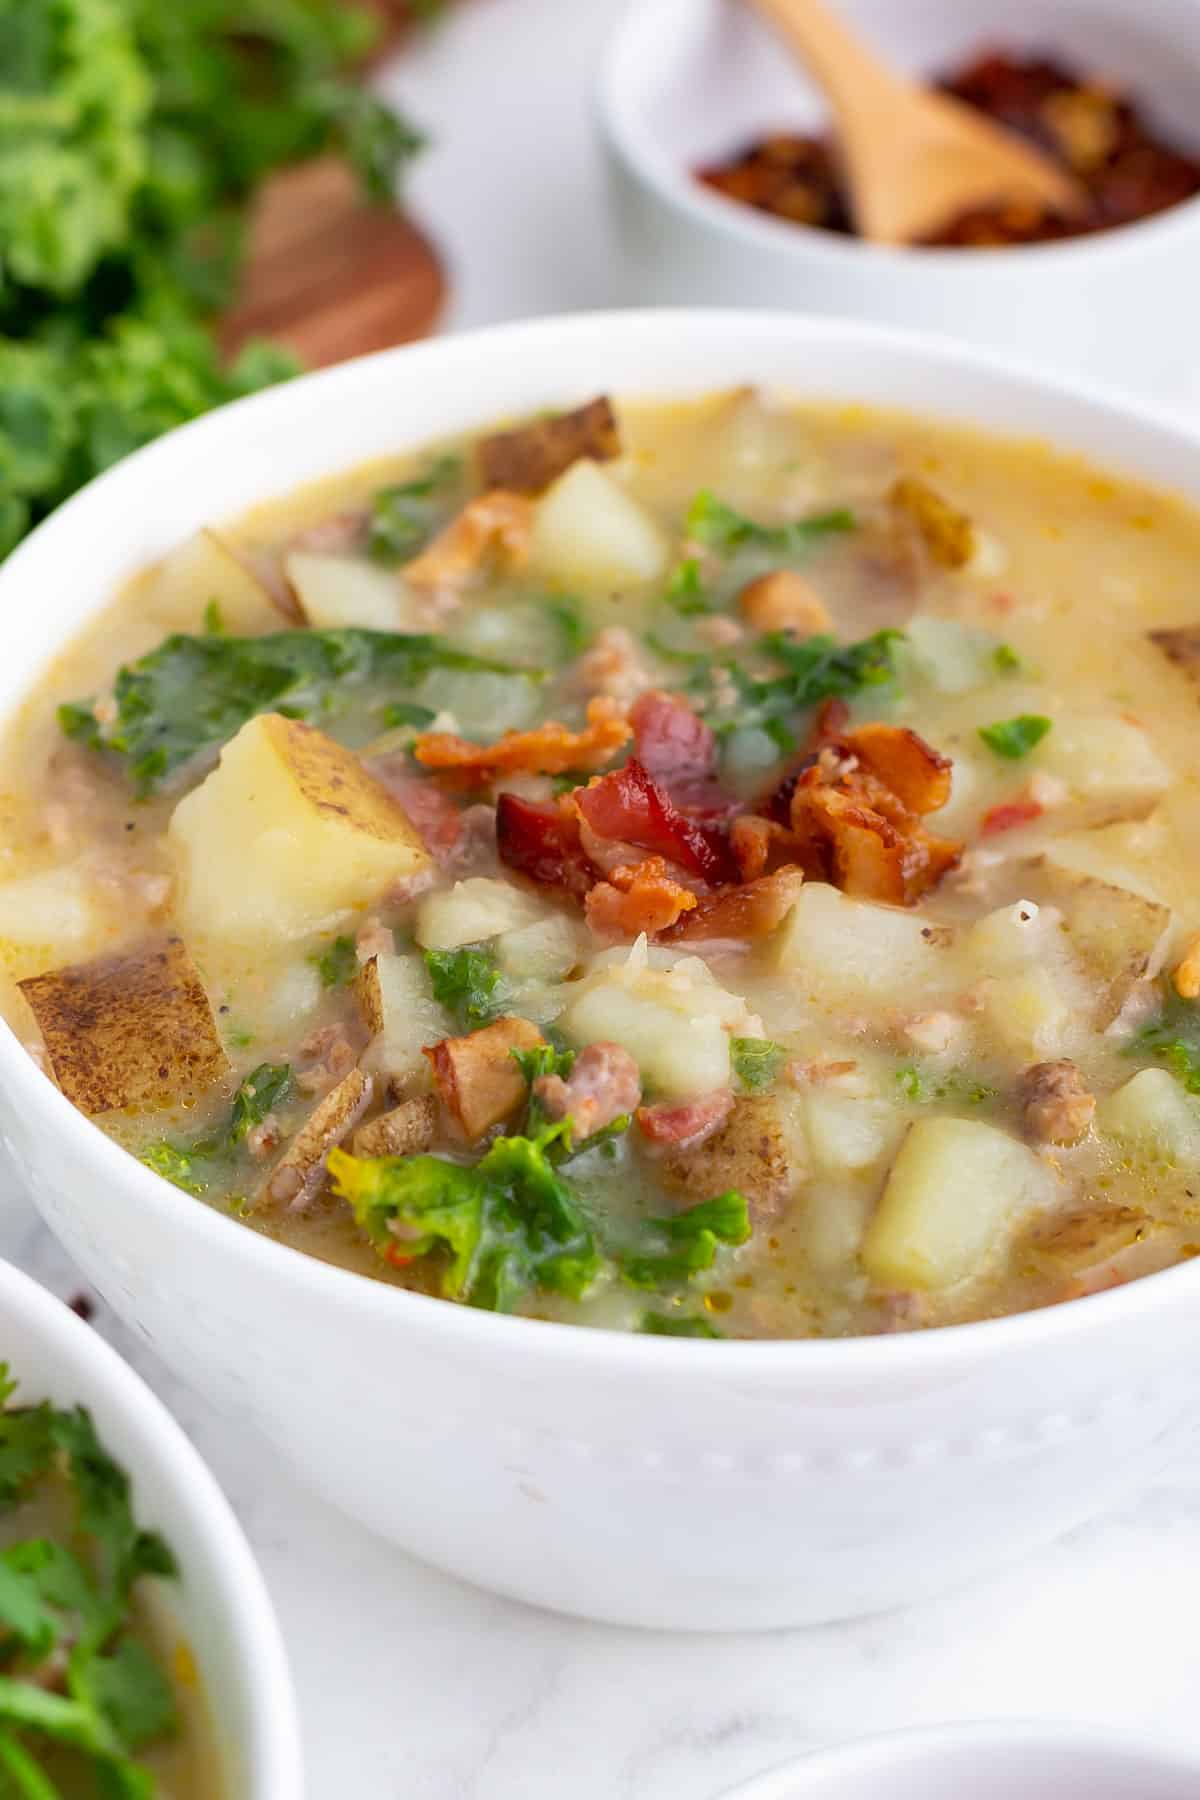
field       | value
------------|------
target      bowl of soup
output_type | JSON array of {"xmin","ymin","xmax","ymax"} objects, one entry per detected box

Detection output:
[
  {"xmin": 0, "ymin": 1258, "xmax": 301, "ymax": 1794},
  {"xmin": 599, "ymin": 0, "xmax": 1200, "ymax": 401},
  {"xmin": 2, "ymin": 309, "xmax": 1200, "ymax": 1629}
]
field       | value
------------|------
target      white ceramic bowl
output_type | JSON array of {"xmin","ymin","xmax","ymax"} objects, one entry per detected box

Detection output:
[
  {"xmin": 0, "ymin": 1258, "xmax": 302, "ymax": 1795},
  {"xmin": 4, "ymin": 311, "xmax": 1200, "ymax": 1632},
  {"xmin": 720, "ymin": 1723, "xmax": 1200, "ymax": 1798},
  {"xmin": 599, "ymin": 0, "xmax": 1200, "ymax": 401}
]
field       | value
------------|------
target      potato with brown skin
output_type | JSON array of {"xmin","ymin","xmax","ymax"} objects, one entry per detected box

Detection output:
[
  {"xmin": 1030, "ymin": 857, "xmax": 1171, "ymax": 1025},
  {"xmin": 477, "ymin": 397, "xmax": 620, "ymax": 494},
  {"xmin": 352, "ymin": 1094, "xmax": 438, "ymax": 1159},
  {"xmin": 20, "ymin": 935, "xmax": 227, "ymax": 1116},
  {"xmin": 659, "ymin": 1095, "xmax": 796, "ymax": 1223},
  {"xmin": 425, "ymin": 1016, "xmax": 545, "ymax": 1141},
  {"xmin": 261, "ymin": 1068, "xmax": 373, "ymax": 1210}
]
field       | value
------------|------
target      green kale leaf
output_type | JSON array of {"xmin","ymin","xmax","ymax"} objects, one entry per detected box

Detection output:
[
  {"xmin": 895, "ymin": 1064, "xmax": 997, "ymax": 1106},
  {"xmin": 1127, "ymin": 986, "xmax": 1200, "ymax": 1093},
  {"xmin": 619, "ymin": 1191, "xmax": 751, "ymax": 1292},
  {"xmin": 978, "ymin": 714, "xmax": 1052, "ymax": 760},
  {"xmin": 640, "ymin": 1312, "xmax": 724, "ymax": 1338},
  {"xmin": 60, "ymin": 627, "xmax": 524, "ymax": 795},
  {"xmin": 424, "ymin": 946, "xmax": 508, "ymax": 1032},
  {"xmin": 139, "ymin": 1062, "xmax": 291, "ymax": 1195},
  {"xmin": 329, "ymin": 1126, "xmax": 605, "ymax": 1312},
  {"xmin": 311, "ymin": 935, "xmax": 358, "ymax": 989},
  {"xmin": 731, "ymin": 1037, "xmax": 785, "ymax": 1093},
  {"xmin": 685, "ymin": 491, "xmax": 856, "ymax": 558},
  {"xmin": 703, "ymin": 628, "xmax": 904, "ymax": 745},
  {"xmin": 366, "ymin": 453, "xmax": 463, "ymax": 564}
]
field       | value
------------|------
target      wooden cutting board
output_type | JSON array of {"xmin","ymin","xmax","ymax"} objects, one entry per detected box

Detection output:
[{"xmin": 218, "ymin": 155, "xmax": 446, "ymax": 370}]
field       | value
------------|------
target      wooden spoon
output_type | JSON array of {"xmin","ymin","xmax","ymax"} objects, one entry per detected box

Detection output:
[{"xmin": 745, "ymin": 0, "xmax": 1088, "ymax": 244}]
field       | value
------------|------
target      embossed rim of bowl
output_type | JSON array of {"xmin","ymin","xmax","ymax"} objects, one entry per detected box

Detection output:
[
  {"xmin": 598, "ymin": 0, "xmax": 1200, "ymax": 271},
  {"xmin": 0, "ymin": 1258, "xmax": 303, "ymax": 1798},
  {"xmin": 2, "ymin": 306, "xmax": 1200, "ymax": 1369}
]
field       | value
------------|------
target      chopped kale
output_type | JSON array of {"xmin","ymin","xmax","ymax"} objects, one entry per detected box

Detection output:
[
  {"xmin": 978, "ymin": 714, "xmax": 1052, "ymax": 760},
  {"xmin": 424, "ymin": 946, "xmax": 508, "ymax": 1032},
  {"xmin": 1127, "ymin": 986, "xmax": 1200, "ymax": 1094},
  {"xmin": 140, "ymin": 1062, "xmax": 291, "ymax": 1195},
  {"xmin": 731, "ymin": 1037, "xmax": 785, "ymax": 1093},
  {"xmin": 382, "ymin": 700, "xmax": 438, "ymax": 731},
  {"xmin": 366, "ymin": 452, "xmax": 462, "ymax": 564},
  {"xmin": 685, "ymin": 491, "xmax": 856, "ymax": 558},
  {"xmin": 620, "ymin": 1191, "xmax": 751, "ymax": 1291},
  {"xmin": 641, "ymin": 1312, "xmax": 724, "ymax": 1338},
  {"xmin": 662, "ymin": 558, "xmax": 709, "ymax": 615},
  {"xmin": 895, "ymin": 1064, "xmax": 997, "ymax": 1106},
  {"xmin": 311, "ymin": 935, "xmax": 359, "ymax": 989},
  {"xmin": 0, "ymin": 1379, "xmax": 180, "ymax": 1791},
  {"xmin": 992, "ymin": 643, "xmax": 1022, "ymax": 674},
  {"xmin": 703, "ymin": 628, "xmax": 904, "ymax": 744},
  {"xmin": 59, "ymin": 626, "xmax": 525, "ymax": 796},
  {"xmin": 329, "ymin": 1125, "xmax": 604, "ymax": 1312}
]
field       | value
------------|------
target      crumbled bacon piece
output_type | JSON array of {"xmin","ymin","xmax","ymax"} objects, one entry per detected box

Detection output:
[
  {"xmin": 787, "ymin": 735, "xmax": 962, "ymax": 905},
  {"xmin": 575, "ymin": 760, "xmax": 735, "ymax": 886},
  {"xmin": 981, "ymin": 798, "xmax": 1044, "ymax": 836},
  {"xmin": 367, "ymin": 757, "xmax": 464, "ymax": 860},
  {"xmin": 636, "ymin": 1088, "xmax": 734, "ymax": 1151},
  {"xmin": 496, "ymin": 792, "xmax": 599, "ymax": 898},
  {"xmin": 845, "ymin": 722, "xmax": 953, "ymax": 814},
  {"xmin": 402, "ymin": 491, "xmax": 533, "ymax": 596},
  {"xmin": 585, "ymin": 856, "xmax": 698, "ymax": 938},
  {"xmin": 534, "ymin": 1041, "xmax": 641, "ymax": 1138},
  {"xmin": 630, "ymin": 689, "xmax": 735, "ymax": 818},
  {"xmin": 662, "ymin": 868, "xmax": 805, "ymax": 943},
  {"xmin": 413, "ymin": 697, "xmax": 630, "ymax": 782}
]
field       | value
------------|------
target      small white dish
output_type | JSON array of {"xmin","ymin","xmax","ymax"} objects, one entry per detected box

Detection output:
[
  {"xmin": 720, "ymin": 1722, "xmax": 1200, "ymax": 1797},
  {"xmin": 599, "ymin": 0, "xmax": 1200, "ymax": 401},
  {"xmin": 0, "ymin": 1257, "xmax": 303, "ymax": 1798}
]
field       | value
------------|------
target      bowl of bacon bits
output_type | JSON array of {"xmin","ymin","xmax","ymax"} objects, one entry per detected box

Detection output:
[{"xmin": 600, "ymin": 0, "xmax": 1200, "ymax": 396}]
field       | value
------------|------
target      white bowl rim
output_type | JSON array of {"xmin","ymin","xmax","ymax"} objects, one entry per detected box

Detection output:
[
  {"xmin": 598, "ymin": 0, "xmax": 1200, "ymax": 270},
  {"xmin": 4, "ymin": 304, "xmax": 1200, "ymax": 1376},
  {"xmin": 0, "ymin": 1257, "xmax": 303, "ymax": 1797},
  {"xmin": 720, "ymin": 1719, "xmax": 1200, "ymax": 1796}
]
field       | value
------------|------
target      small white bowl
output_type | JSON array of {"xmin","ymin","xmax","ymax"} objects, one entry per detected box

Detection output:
[
  {"xmin": 6, "ymin": 310, "xmax": 1200, "ymax": 1631},
  {"xmin": 721, "ymin": 1722, "xmax": 1200, "ymax": 1798},
  {"xmin": 0, "ymin": 1259, "xmax": 303, "ymax": 1798},
  {"xmin": 599, "ymin": 0, "xmax": 1200, "ymax": 401}
]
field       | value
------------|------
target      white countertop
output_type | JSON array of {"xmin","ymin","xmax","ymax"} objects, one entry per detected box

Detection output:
[{"xmin": 9, "ymin": 2, "xmax": 1200, "ymax": 1793}]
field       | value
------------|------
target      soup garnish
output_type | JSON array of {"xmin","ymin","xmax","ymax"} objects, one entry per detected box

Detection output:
[
  {"xmin": 7, "ymin": 387, "xmax": 1200, "ymax": 1338},
  {"xmin": 0, "ymin": 1368, "xmax": 215, "ymax": 1794}
]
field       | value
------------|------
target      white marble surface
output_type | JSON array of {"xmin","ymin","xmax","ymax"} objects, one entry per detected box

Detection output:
[{"xmin": 9, "ymin": 2, "xmax": 1200, "ymax": 1794}]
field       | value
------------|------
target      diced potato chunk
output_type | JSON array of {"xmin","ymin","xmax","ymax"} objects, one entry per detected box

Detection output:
[
  {"xmin": 144, "ymin": 530, "xmax": 285, "ymax": 635},
  {"xmin": 1097, "ymin": 1068, "xmax": 1200, "ymax": 1161},
  {"xmin": 863, "ymin": 1117, "xmax": 1055, "ymax": 1290},
  {"xmin": 775, "ymin": 883, "xmax": 955, "ymax": 1012},
  {"xmin": 169, "ymin": 713, "xmax": 431, "ymax": 944},
  {"xmin": 529, "ymin": 460, "xmax": 668, "ymax": 592},
  {"xmin": 0, "ymin": 864, "xmax": 100, "ymax": 956},
  {"xmin": 1034, "ymin": 858, "xmax": 1171, "ymax": 1024},
  {"xmin": 356, "ymin": 951, "xmax": 447, "ymax": 1085},
  {"xmin": 979, "ymin": 969, "xmax": 1073, "ymax": 1061},
  {"xmin": 261, "ymin": 1069, "xmax": 372, "ymax": 1209},
  {"xmin": 561, "ymin": 947, "xmax": 755, "ymax": 1097},
  {"xmin": 20, "ymin": 934, "xmax": 227, "ymax": 1116},
  {"xmin": 495, "ymin": 913, "xmax": 581, "ymax": 982},
  {"xmin": 285, "ymin": 552, "xmax": 419, "ymax": 632},
  {"xmin": 660, "ymin": 1095, "xmax": 798, "ymax": 1222},
  {"xmin": 802, "ymin": 1094, "xmax": 906, "ymax": 1176},
  {"xmin": 963, "ymin": 898, "xmax": 1050, "ymax": 972},
  {"xmin": 1035, "ymin": 715, "xmax": 1170, "ymax": 827},
  {"xmin": 415, "ymin": 877, "xmax": 546, "ymax": 951}
]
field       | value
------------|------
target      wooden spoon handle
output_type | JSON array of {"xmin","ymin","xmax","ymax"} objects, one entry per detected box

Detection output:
[{"xmin": 745, "ymin": 0, "xmax": 907, "ymax": 114}]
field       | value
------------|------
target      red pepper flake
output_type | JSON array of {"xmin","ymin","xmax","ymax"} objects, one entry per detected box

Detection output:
[{"xmin": 981, "ymin": 798, "xmax": 1044, "ymax": 836}]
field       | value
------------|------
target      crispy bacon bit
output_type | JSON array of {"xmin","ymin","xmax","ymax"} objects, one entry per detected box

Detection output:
[
  {"xmin": 367, "ymin": 756, "xmax": 464, "ymax": 860},
  {"xmin": 585, "ymin": 856, "xmax": 698, "ymax": 939},
  {"xmin": 402, "ymin": 491, "xmax": 533, "ymax": 595},
  {"xmin": 631, "ymin": 689, "xmax": 715, "ymax": 786},
  {"xmin": 352, "ymin": 1093, "xmax": 438, "ymax": 1159},
  {"xmin": 575, "ymin": 760, "xmax": 735, "ymax": 886},
  {"xmin": 636, "ymin": 1088, "xmax": 735, "ymax": 1151},
  {"xmin": 890, "ymin": 476, "xmax": 976, "ymax": 569},
  {"xmin": 414, "ymin": 697, "xmax": 630, "ymax": 782},
  {"xmin": 534, "ymin": 1041, "xmax": 641, "ymax": 1138},
  {"xmin": 1019, "ymin": 1060, "xmax": 1095, "ymax": 1146},
  {"xmin": 496, "ymin": 792, "xmax": 599, "ymax": 898},
  {"xmin": 981, "ymin": 798, "xmax": 1044, "ymax": 836},
  {"xmin": 845, "ymin": 722, "xmax": 953, "ymax": 815},
  {"xmin": 425, "ymin": 1015, "xmax": 545, "ymax": 1141},
  {"xmin": 788, "ymin": 739, "xmax": 962, "ymax": 905},
  {"xmin": 478, "ymin": 396, "xmax": 620, "ymax": 494},
  {"xmin": 662, "ymin": 868, "xmax": 805, "ymax": 943},
  {"xmin": 736, "ymin": 570, "xmax": 832, "ymax": 635}
]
